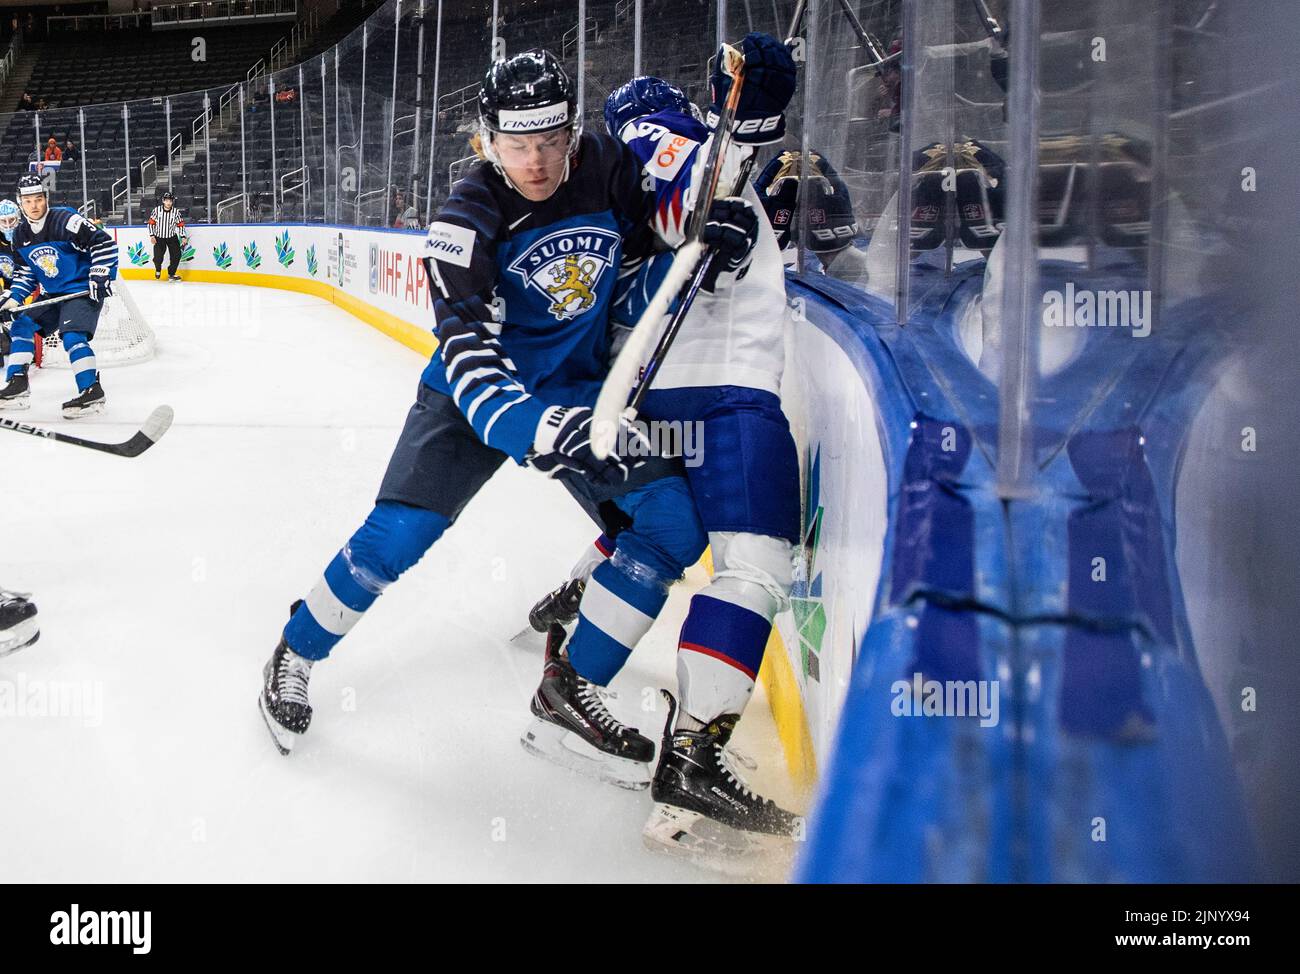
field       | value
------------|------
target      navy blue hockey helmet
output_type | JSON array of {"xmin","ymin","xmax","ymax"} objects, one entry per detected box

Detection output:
[
  {"xmin": 16, "ymin": 173, "xmax": 46, "ymax": 198},
  {"xmin": 478, "ymin": 49, "xmax": 577, "ymax": 139},
  {"xmin": 604, "ymin": 76, "xmax": 695, "ymax": 139}
]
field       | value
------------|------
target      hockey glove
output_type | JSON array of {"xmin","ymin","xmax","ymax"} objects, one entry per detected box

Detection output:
[
  {"xmin": 700, "ymin": 197, "xmax": 759, "ymax": 292},
  {"xmin": 528, "ymin": 405, "xmax": 648, "ymax": 487},
  {"xmin": 88, "ymin": 267, "xmax": 114, "ymax": 304},
  {"xmin": 708, "ymin": 32, "xmax": 798, "ymax": 145},
  {"xmin": 0, "ymin": 297, "xmax": 19, "ymax": 330}
]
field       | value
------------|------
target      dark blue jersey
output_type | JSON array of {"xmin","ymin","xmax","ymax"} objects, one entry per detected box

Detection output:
[
  {"xmin": 420, "ymin": 131, "xmax": 656, "ymax": 461},
  {"xmin": 9, "ymin": 206, "xmax": 118, "ymax": 301}
]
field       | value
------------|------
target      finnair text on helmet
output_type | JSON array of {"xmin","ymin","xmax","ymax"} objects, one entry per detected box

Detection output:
[{"xmin": 498, "ymin": 104, "xmax": 569, "ymax": 132}]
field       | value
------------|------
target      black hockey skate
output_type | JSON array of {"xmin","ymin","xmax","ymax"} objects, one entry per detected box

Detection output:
[
  {"xmin": 0, "ymin": 588, "xmax": 39, "ymax": 658},
  {"xmin": 520, "ymin": 623, "xmax": 655, "ymax": 790},
  {"xmin": 528, "ymin": 578, "xmax": 585, "ymax": 632},
  {"xmin": 644, "ymin": 690, "xmax": 800, "ymax": 871},
  {"xmin": 0, "ymin": 371, "xmax": 30, "ymax": 410},
  {"xmin": 259, "ymin": 602, "xmax": 315, "ymax": 754},
  {"xmin": 62, "ymin": 378, "xmax": 106, "ymax": 419}
]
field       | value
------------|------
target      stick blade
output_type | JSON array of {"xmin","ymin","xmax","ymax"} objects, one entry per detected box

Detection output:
[
  {"xmin": 113, "ymin": 405, "xmax": 175, "ymax": 458},
  {"xmin": 141, "ymin": 405, "xmax": 174, "ymax": 444}
]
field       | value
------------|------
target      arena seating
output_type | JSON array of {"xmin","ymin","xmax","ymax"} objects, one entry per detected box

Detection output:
[
  {"xmin": 25, "ymin": 25, "xmax": 293, "ymax": 107},
  {"xmin": 0, "ymin": 0, "xmax": 719, "ymax": 225}
]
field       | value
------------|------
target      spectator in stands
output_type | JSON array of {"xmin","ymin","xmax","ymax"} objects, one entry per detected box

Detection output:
[
  {"xmin": 43, "ymin": 139, "xmax": 62, "ymax": 163},
  {"xmin": 62, "ymin": 140, "xmax": 78, "ymax": 164},
  {"xmin": 17, "ymin": 93, "xmax": 34, "ymax": 113},
  {"xmin": 36, "ymin": 98, "xmax": 48, "ymax": 112}
]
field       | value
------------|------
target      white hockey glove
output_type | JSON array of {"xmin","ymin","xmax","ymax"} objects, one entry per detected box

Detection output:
[
  {"xmin": 0, "ymin": 297, "xmax": 20, "ymax": 331},
  {"xmin": 87, "ymin": 266, "xmax": 114, "ymax": 304}
]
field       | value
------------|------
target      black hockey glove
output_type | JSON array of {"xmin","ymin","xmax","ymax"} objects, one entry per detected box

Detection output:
[
  {"xmin": 88, "ymin": 266, "xmax": 114, "ymax": 304},
  {"xmin": 528, "ymin": 405, "xmax": 649, "ymax": 487},
  {"xmin": 700, "ymin": 196, "xmax": 759, "ymax": 292},
  {"xmin": 708, "ymin": 32, "xmax": 799, "ymax": 145}
]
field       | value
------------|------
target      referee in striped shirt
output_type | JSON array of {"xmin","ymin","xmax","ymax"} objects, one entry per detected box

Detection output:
[{"xmin": 148, "ymin": 191, "xmax": 186, "ymax": 282}]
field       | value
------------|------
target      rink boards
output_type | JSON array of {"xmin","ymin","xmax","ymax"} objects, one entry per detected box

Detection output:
[{"xmin": 105, "ymin": 223, "xmax": 1255, "ymax": 882}]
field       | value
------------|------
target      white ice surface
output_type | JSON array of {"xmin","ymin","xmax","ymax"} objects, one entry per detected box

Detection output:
[{"xmin": 0, "ymin": 283, "xmax": 800, "ymax": 883}]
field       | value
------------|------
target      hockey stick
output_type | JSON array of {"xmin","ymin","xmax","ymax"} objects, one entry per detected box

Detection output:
[
  {"xmin": 589, "ymin": 0, "xmax": 821, "ymax": 461},
  {"xmin": 0, "ymin": 289, "xmax": 93, "ymax": 328},
  {"xmin": 590, "ymin": 45, "xmax": 747, "ymax": 460},
  {"xmin": 970, "ymin": 0, "xmax": 1006, "ymax": 46},
  {"xmin": 26, "ymin": 289, "xmax": 92, "ymax": 309},
  {"xmin": 0, "ymin": 405, "xmax": 174, "ymax": 458}
]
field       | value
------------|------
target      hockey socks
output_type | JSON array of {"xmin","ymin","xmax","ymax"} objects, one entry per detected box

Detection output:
[{"xmin": 284, "ymin": 501, "xmax": 449, "ymax": 660}]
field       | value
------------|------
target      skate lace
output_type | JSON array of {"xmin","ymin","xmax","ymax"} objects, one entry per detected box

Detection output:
[
  {"xmin": 714, "ymin": 743, "xmax": 766, "ymax": 804},
  {"xmin": 277, "ymin": 651, "xmax": 313, "ymax": 707},
  {"xmin": 577, "ymin": 679, "xmax": 625, "ymax": 735}
]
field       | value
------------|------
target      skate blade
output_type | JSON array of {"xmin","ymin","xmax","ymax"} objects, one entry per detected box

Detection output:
[
  {"xmin": 508, "ymin": 625, "xmax": 547, "ymax": 651},
  {"xmin": 0, "ymin": 619, "xmax": 40, "ymax": 658},
  {"xmin": 642, "ymin": 802, "xmax": 792, "ymax": 876},
  {"xmin": 258, "ymin": 694, "xmax": 300, "ymax": 756},
  {"xmin": 0, "ymin": 398, "xmax": 31, "ymax": 411},
  {"xmin": 520, "ymin": 716, "xmax": 650, "ymax": 791},
  {"xmin": 62, "ymin": 401, "xmax": 106, "ymax": 420}
]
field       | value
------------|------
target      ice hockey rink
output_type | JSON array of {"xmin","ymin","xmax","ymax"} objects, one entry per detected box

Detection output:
[{"xmin": 0, "ymin": 282, "xmax": 800, "ymax": 884}]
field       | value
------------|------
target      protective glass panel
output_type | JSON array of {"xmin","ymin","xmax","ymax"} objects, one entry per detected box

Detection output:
[
  {"xmin": 244, "ymin": 73, "xmax": 277, "ymax": 222},
  {"xmin": 32, "ymin": 105, "xmax": 81, "ymax": 211},
  {"xmin": 333, "ymin": 15, "xmax": 367, "ymax": 224},
  {"xmin": 269, "ymin": 61, "xmax": 307, "ymax": 222},
  {"xmin": 427, "ymin": 2, "xmax": 495, "ymax": 211},
  {"xmin": 794, "ymin": 0, "xmax": 903, "ymax": 303},
  {"xmin": 355, "ymin": 1, "xmax": 397, "ymax": 226},
  {"xmin": 79, "ymin": 101, "xmax": 129, "ymax": 222}
]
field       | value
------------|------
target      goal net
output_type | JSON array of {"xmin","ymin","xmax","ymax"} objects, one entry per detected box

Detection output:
[{"xmin": 39, "ymin": 278, "xmax": 156, "ymax": 369}]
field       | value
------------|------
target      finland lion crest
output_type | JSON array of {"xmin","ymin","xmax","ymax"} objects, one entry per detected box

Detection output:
[
  {"xmin": 28, "ymin": 245, "xmax": 61, "ymax": 278},
  {"xmin": 507, "ymin": 227, "xmax": 619, "ymax": 321}
]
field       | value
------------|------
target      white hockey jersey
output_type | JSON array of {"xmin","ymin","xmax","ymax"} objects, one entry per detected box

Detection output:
[{"xmin": 616, "ymin": 111, "xmax": 788, "ymax": 396}]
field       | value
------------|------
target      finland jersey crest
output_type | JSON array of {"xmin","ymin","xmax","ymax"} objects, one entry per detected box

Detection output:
[
  {"xmin": 0, "ymin": 253, "xmax": 14, "ymax": 280},
  {"xmin": 26, "ymin": 244, "xmax": 61, "ymax": 278},
  {"xmin": 507, "ymin": 227, "xmax": 620, "ymax": 321}
]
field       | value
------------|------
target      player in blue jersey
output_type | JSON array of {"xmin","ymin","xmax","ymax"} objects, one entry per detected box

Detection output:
[
  {"xmin": 0, "ymin": 175, "xmax": 117, "ymax": 418},
  {"xmin": 258, "ymin": 51, "xmax": 760, "ymax": 797},
  {"xmin": 524, "ymin": 37, "xmax": 806, "ymax": 858}
]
